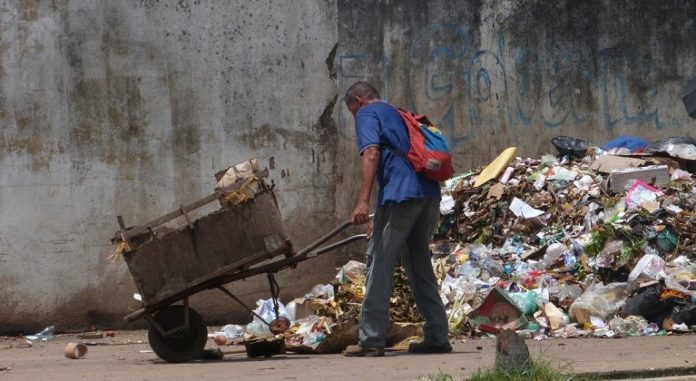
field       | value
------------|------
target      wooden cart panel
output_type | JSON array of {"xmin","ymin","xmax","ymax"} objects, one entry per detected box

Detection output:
[{"xmin": 123, "ymin": 190, "xmax": 292, "ymax": 306}]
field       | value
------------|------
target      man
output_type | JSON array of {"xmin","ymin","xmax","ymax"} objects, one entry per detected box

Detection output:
[{"xmin": 342, "ymin": 81, "xmax": 451, "ymax": 357}]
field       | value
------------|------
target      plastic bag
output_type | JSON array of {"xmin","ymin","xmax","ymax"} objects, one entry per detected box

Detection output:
[
  {"xmin": 551, "ymin": 136, "xmax": 588, "ymax": 158},
  {"xmin": 335, "ymin": 260, "xmax": 367, "ymax": 283},
  {"xmin": 568, "ymin": 282, "xmax": 630, "ymax": 323},
  {"xmin": 222, "ymin": 324, "xmax": 245, "ymax": 339},
  {"xmin": 665, "ymin": 267, "xmax": 696, "ymax": 297},
  {"xmin": 245, "ymin": 320, "xmax": 271, "ymax": 337},
  {"xmin": 556, "ymin": 284, "xmax": 583, "ymax": 306},
  {"xmin": 596, "ymin": 240, "xmax": 623, "ymax": 269},
  {"xmin": 253, "ymin": 298, "xmax": 290, "ymax": 322},
  {"xmin": 646, "ymin": 136, "xmax": 696, "ymax": 160},
  {"xmin": 481, "ymin": 258, "xmax": 504, "ymax": 279},
  {"xmin": 285, "ymin": 301, "xmax": 297, "ymax": 321},
  {"xmin": 628, "ymin": 253, "xmax": 665, "ymax": 283},
  {"xmin": 608, "ymin": 316, "xmax": 627, "ymax": 335},
  {"xmin": 440, "ymin": 195, "xmax": 455, "ymax": 215},
  {"xmin": 456, "ymin": 261, "xmax": 482, "ymax": 280},
  {"xmin": 440, "ymin": 274, "xmax": 477, "ymax": 304},
  {"xmin": 671, "ymin": 169, "xmax": 692, "ymax": 181},
  {"xmin": 245, "ymin": 299, "xmax": 290, "ymax": 337},
  {"xmin": 656, "ymin": 227, "xmax": 678, "ymax": 253},
  {"xmin": 621, "ymin": 285, "xmax": 671, "ymax": 321},
  {"xmin": 540, "ymin": 154, "xmax": 557, "ymax": 168},
  {"xmin": 543, "ymin": 243, "xmax": 568, "ymax": 268},
  {"xmin": 623, "ymin": 315, "xmax": 649, "ymax": 335},
  {"xmin": 508, "ymin": 291, "xmax": 538, "ymax": 315},
  {"xmin": 305, "ymin": 284, "xmax": 335, "ymax": 301}
]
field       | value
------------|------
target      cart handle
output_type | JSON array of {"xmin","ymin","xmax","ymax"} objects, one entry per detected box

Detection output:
[
  {"xmin": 305, "ymin": 234, "xmax": 368, "ymax": 258},
  {"xmin": 295, "ymin": 214, "xmax": 374, "ymax": 258}
]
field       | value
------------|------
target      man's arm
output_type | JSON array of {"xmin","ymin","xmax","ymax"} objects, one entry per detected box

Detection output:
[{"xmin": 352, "ymin": 146, "xmax": 380, "ymax": 225}]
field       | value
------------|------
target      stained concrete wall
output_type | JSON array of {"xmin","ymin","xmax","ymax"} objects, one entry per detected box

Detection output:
[
  {"xmin": 335, "ymin": 0, "xmax": 696, "ymax": 175},
  {"xmin": 2, "ymin": 0, "xmax": 696, "ymax": 333},
  {"xmin": 0, "ymin": 0, "xmax": 342, "ymax": 333}
]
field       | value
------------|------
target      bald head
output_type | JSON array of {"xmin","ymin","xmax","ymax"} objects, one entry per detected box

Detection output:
[
  {"xmin": 345, "ymin": 81, "xmax": 381, "ymax": 105},
  {"xmin": 345, "ymin": 82, "xmax": 381, "ymax": 117}
]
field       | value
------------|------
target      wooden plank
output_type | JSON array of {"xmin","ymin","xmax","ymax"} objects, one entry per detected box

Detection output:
[{"xmin": 118, "ymin": 169, "xmax": 268, "ymax": 241}]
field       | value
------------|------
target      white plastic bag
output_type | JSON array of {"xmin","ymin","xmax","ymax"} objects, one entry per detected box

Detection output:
[
  {"xmin": 665, "ymin": 266, "xmax": 696, "ymax": 297},
  {"xmin": 568, "ymin": 282, "xmax": 629, "ymax": 323},
  {"xmin": 305, "ymin": 284, "xmax": 335, "ymax": 301},
  {"xmin": 253, "ymin": 298, "xmax": 290, "ymax": 321},
  {"xmin": 628, "ymin": 253, "xmax": 665, "ymax": 283},
  {"xmin": 335, "ymin": 260, "xmax": 367, "ymax": 283},
  {"xmin": 440, "ymin": 274, "xmax": 477, "ymax": 304}
]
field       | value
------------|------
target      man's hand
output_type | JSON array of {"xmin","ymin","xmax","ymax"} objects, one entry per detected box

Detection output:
[{"xmin": 351, "ymin": 200, "xmax": 370, "ymax": 225}]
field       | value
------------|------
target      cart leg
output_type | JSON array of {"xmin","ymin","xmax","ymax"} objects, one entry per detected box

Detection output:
[
  {"xmin": 266, "ymin": 272, "xmax": 290, "ymax": 334},
  {"xmin": 217, "ymin": 286, "xmax": 271, "ymax": 326},
  {"xmin": 267, "ymin": 272, "xmax": 281, "ymax": 321}
]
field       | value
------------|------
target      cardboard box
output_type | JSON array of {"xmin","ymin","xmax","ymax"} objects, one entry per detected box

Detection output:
[
  {"xmin": 591, "ymin": 155, "xmax": 648, "ymax": 173},
  {"xmin": 292, "ymin": 298, "xmax": 327, "ymax": 320}
]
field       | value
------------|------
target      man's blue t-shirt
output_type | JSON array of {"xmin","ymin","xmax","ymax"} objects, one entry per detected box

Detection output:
[{"xmin": 355, "ymin": 101, "xmax": 440, "ymax": 206}]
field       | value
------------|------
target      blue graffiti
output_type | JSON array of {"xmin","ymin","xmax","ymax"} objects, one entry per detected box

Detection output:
[{"xmin": 338, "ymin": 23, "xmax": 687, "ymax": 148}]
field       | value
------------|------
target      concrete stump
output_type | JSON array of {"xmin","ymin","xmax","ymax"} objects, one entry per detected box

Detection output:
[{"xmin": 494, "ymin": 329, "xmax": 531, "ymax": 371}]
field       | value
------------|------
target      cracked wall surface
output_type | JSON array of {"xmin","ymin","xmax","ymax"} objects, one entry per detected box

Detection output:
[{"xmin": 0, "ymin": 0, "xmax": 342, "ymax": 332}]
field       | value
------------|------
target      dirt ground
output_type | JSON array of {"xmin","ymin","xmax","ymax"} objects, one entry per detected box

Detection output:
[{"xmin": 1, "ymin": 330, "xmax": 696, "ymax": 381}]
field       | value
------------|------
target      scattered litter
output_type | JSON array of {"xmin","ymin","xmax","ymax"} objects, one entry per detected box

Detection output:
[
  {"xmin": 77, "ymin": 332, "xmax": 105, "ymax": 340},
  {"xmin": 64, "ymin": 342, "xmax": 88, "ymax": 359},
  {"xmin": 26, "ymin": 326, "xmax": 55, "ymax": 342},
  {"xmin": 214, "ymin": 135, "xmax": 696, "ymax": 351},
  {"xmin": 424, "ymin": 135, "xmax": 696, "ymax": 341}
]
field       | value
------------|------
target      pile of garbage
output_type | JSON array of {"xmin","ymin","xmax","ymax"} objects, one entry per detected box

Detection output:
[
  {"xmin": 212, "ymin": 135, "xmax": 696, "ymax": 351},
  {"xmin": 211, "ymin": 260, "xmax": 421, "ymax": 353},
  {"xmin": 431, "ymin": 135, "xmax": 696, "ymax": 339}
]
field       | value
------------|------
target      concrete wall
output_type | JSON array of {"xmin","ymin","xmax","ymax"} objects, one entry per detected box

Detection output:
[
  {"xmin": 2, "ymin": 0, "xmax": 696, "ymax": 332},
  {"xmin": 335, "ymin": 0, "xmax": 696, "ymax": 174},
  {"xmin": 0, "ymin": 0, "xmax": 343, "ymax": 333}
]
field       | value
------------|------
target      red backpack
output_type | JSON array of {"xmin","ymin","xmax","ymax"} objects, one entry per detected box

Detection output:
[{"xmin": 395, "ymin": 108, "xmax": 454, "ymax": 182}]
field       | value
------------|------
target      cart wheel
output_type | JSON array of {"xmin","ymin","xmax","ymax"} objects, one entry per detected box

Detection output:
[{"xmin": 147, "ymin": 305, "xmax": 207, "ymax": 363}]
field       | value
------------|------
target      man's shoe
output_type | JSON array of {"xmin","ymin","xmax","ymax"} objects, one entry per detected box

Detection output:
[
  {"xmin": 407, "ymin": 341, "xmax": 452, "ymax": 354},
  {"xmin": 343, "ymin": 344, "xmax": 385, "ymax": 357}
]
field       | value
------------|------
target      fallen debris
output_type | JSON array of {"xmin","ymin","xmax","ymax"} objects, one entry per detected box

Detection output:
[
  {"xmin": 64, "ymin": 342, "xmax": 88, "ymax": 359},
  {"xmin": 215, "ymin": 135, "xmax": 696, "ymax": 350}
]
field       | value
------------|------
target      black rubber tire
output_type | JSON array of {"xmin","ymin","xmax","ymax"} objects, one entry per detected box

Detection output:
[{"xmin": 147, "ymin": 305, "xmax": 207, "ymax": 363}]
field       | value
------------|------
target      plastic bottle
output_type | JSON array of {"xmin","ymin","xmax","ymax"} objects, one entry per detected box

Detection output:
[
  {"xmin": 457, "ymin": 261, "xmax": 481, "ymax": 279},
  {"xmin": 222, "ymin": 324, "xmax": 244, "ymax": 340},
  {"xmin": 26, "ymin": 325, "xmax": 55, "ymax": 342},
  {"xmin": 303, "ymin": 331, "xmax": 326, "ymax": 345},
  {"xmin": 245, "ymin": 320, "xmax": 271, "ymax": 337}
]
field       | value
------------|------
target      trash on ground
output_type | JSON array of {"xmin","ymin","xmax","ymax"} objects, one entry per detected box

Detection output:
[
  {"xmin": 217, "ymin": 134, "xmax": 696, "ymax": 350},
  {"xmin": 26, "ymin": 326, "xmax": 55, "ymax": 342},
  {"xmin": 64, "ymin": 342, "xmax": 88, "ymax": 359}
]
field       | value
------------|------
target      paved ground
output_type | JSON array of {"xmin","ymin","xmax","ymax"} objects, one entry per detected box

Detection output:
[{"xmin": 2, "ymin": 330, "xmax": 696, "ymax": 380}]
